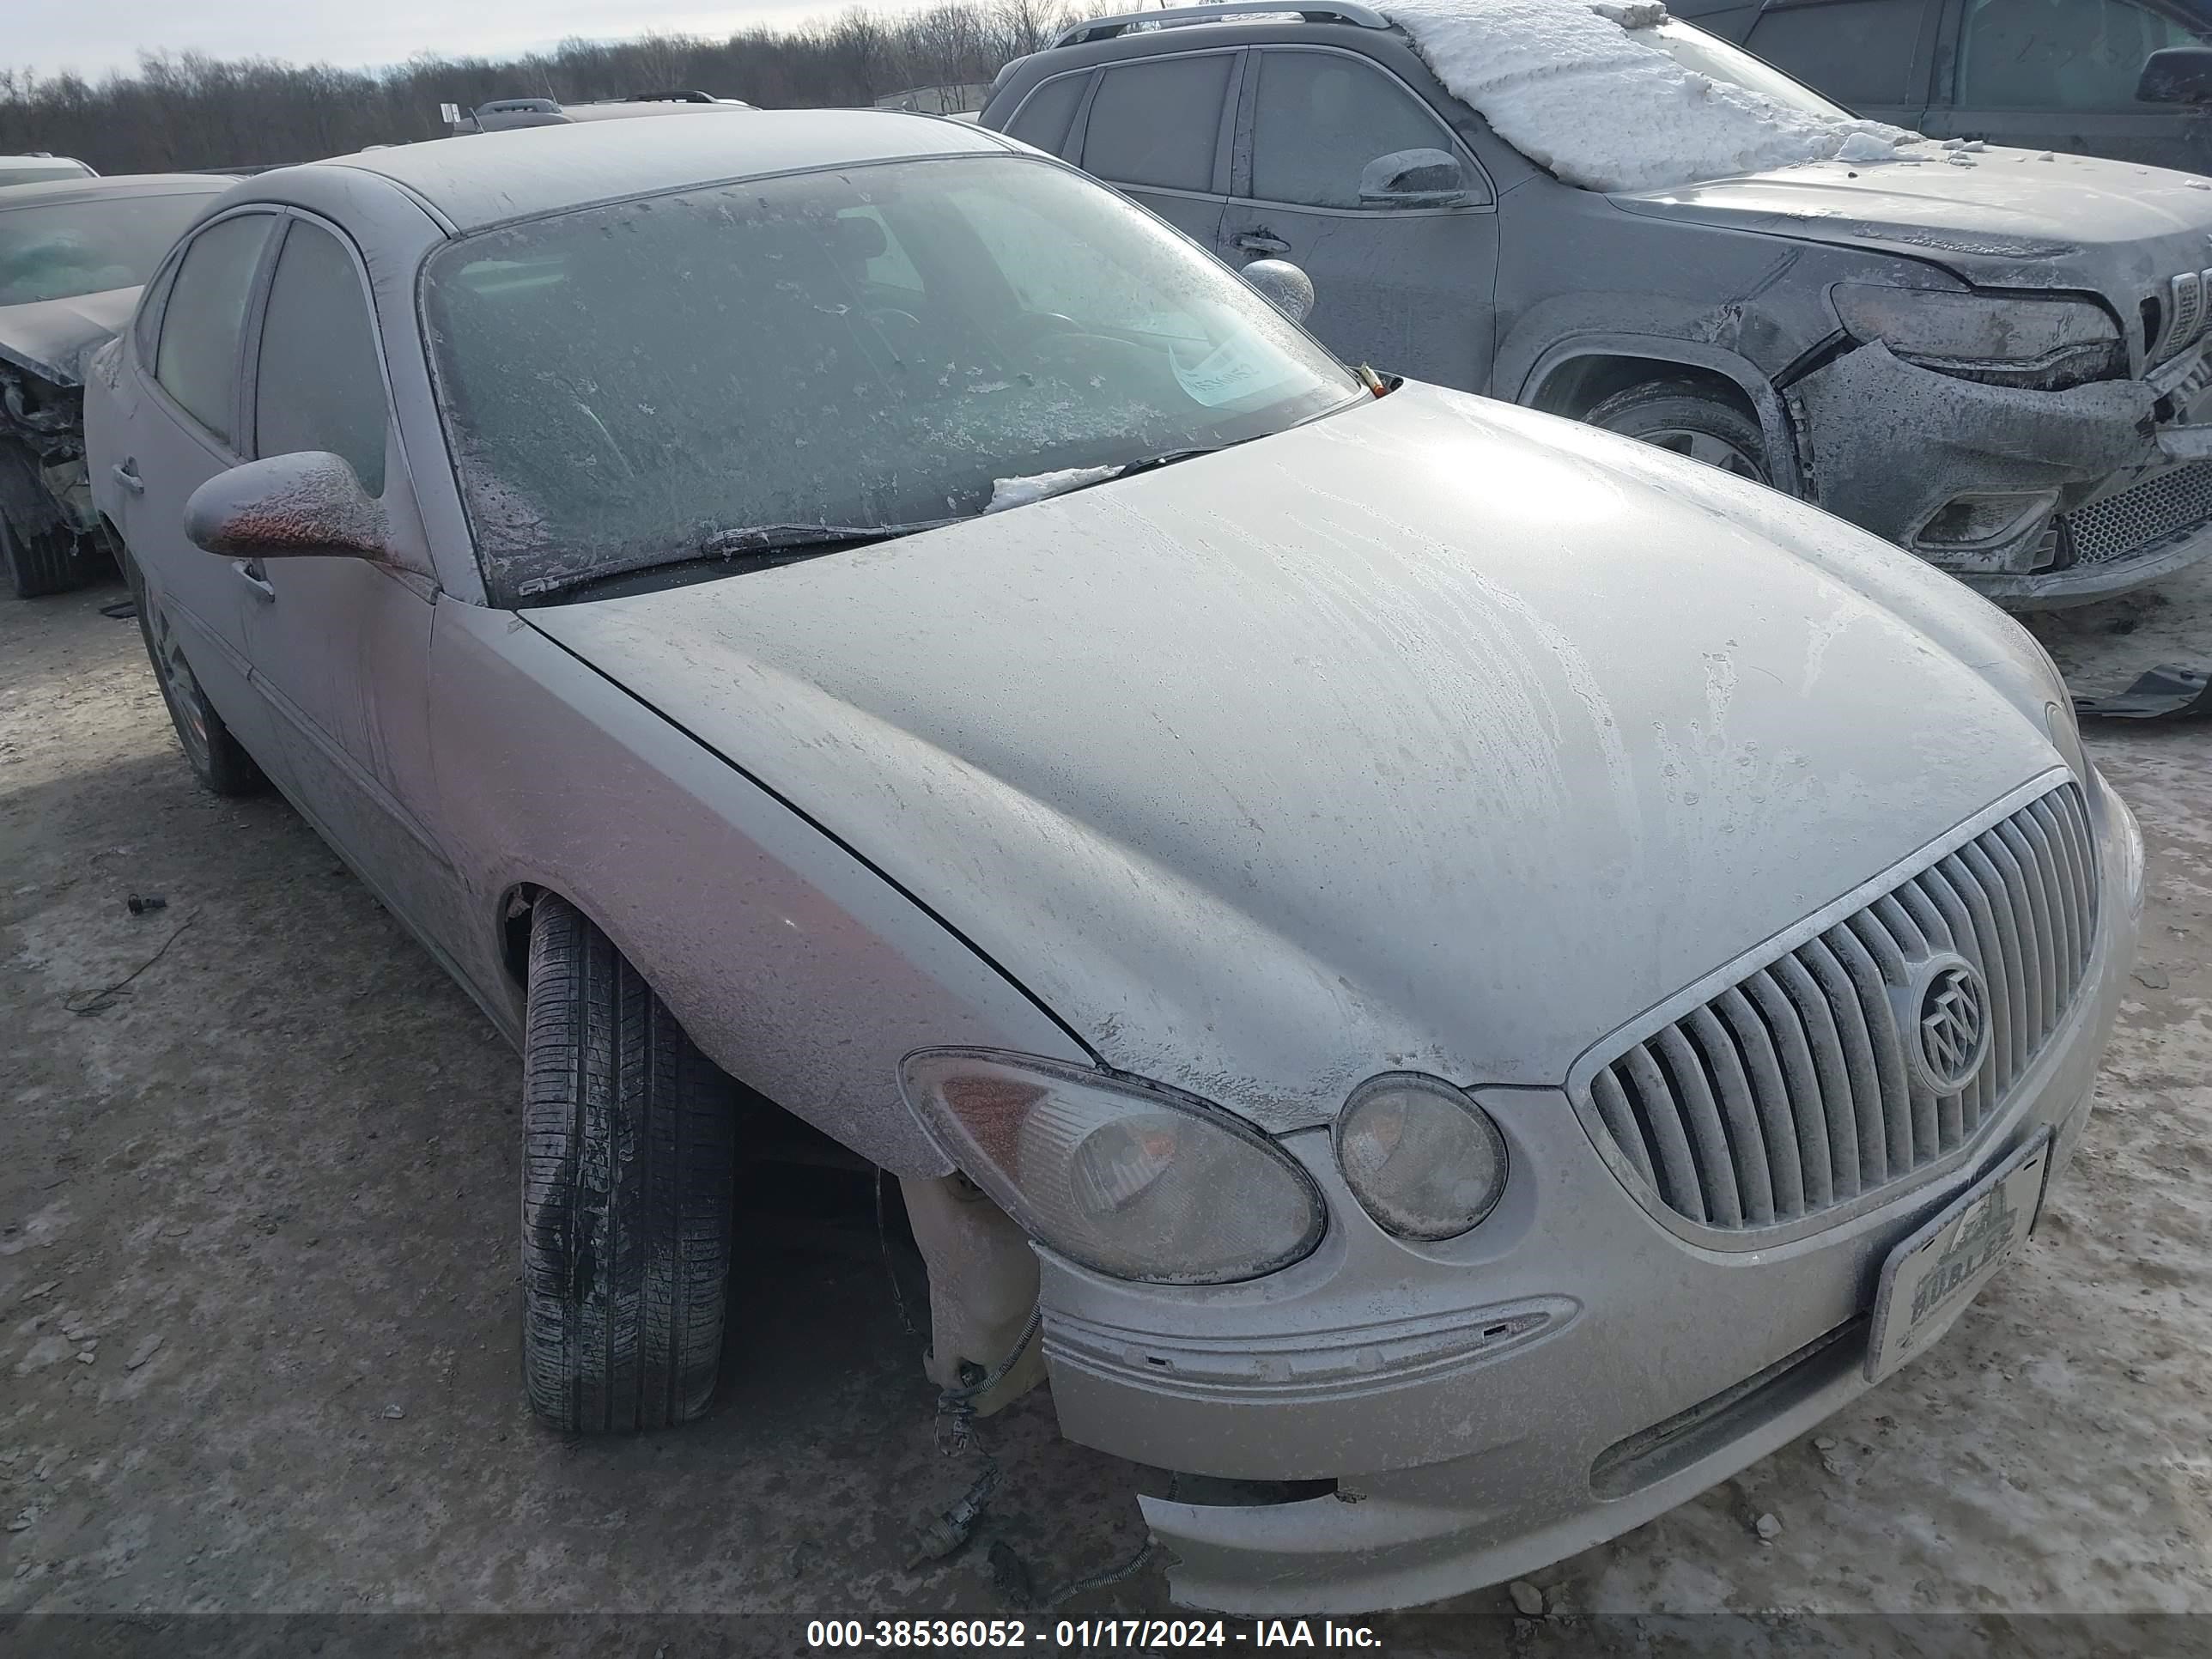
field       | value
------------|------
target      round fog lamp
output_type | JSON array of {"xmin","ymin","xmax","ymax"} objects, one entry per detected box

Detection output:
[{"xmin": 1336, "ymin": 1073, "xmax": 1508, "ymax": 1241}]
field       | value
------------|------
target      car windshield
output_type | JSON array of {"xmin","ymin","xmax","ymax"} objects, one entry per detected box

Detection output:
[
  {"xmin": 422, "ymin": 154, "xmax": 1364, "ymax": 603},
  {"xmin": 0, "ymin": 193, "xmax": 214, "ymax": 306},
  {"xmin": 1647, "ymin": 20, "xmax": 1855, "ymax": 121}
]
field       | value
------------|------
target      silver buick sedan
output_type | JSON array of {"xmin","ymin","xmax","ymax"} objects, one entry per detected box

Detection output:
[{"xmin": 84, "ymin": 112, "xmax": 2142, "ymax": 1613}]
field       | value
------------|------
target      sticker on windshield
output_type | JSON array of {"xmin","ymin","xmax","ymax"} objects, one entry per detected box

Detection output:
[{"xmin": 1171, "ymin": 331, "xmax": 1296, "ymax": 409}]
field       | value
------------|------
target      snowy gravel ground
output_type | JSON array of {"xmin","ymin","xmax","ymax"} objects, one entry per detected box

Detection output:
[{"xmin": 1, "ymin": 577, "xmax": 2207, "ymax": 1656}]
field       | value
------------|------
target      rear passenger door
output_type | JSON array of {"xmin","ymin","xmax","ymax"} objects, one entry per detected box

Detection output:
[
  {"xmin": 114, "ymin": 210, "xmax": 283, "ymax": 755},
  {"xmin": 1224, "ymin": 46, "xmax": 1499, "ymax": 390},
  {"xmin": 1065, "ymin": 50, "xmax": 1242, "ymax": 249}
]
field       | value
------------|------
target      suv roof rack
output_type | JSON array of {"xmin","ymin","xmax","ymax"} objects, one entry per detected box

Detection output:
[{"xmin": 1051, "ymin": 2, "xmax": 1391, "ymax": 48}]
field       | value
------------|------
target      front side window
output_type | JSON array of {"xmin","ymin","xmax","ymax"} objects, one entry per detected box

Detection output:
[
  {"xmin": 1080, "ymin": 54, "xmax": 1236, "ymax": 191},
  {"xmin": 154, "ymin": 213, "xmax": 275, "ymax": 445},
  {"xmin": 0, "ymin": 191, "xmax": 218, "ymax": 307},
  {"xmin": 422, "ymin": 155, "xmax": 1360, "ymax": 603},
  {"xmin": 253, "ymin": 221, "xmax": 389, "ymax": 494},
  {"xmin": 1957, "ymin": 0, "xmax": 2209, "ymax": 109},
  {"xmin": 1249, "ymin": 50, "xmax": 1463, "ymax": 209}
]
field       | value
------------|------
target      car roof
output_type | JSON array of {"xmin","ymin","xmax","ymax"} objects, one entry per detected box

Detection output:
[
  {"xmin": 0, "ymin": 173, "xmax": 234, "ymax": 210},
  {"xmin": 300, "ymin": 109, "xmax": 1020, "ymax": 233}
]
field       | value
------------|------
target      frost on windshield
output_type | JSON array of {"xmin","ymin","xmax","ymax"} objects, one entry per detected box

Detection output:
[{"xmin": 1387, "ymin": 0, "xmax": 1921, "ymax": 193}]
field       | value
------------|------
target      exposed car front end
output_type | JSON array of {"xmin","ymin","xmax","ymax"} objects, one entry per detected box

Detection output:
[
  {"xmin": 530, "ymin": 374, "xmax": 2142, "ymax": 1613},
  {"xmin": 1034, "ymin": 762, "xmax": 2140, "ymax": 1613},
  {"xmin": 1617, "ymin": 149, "xmax": 2212, "ymax": 609}
]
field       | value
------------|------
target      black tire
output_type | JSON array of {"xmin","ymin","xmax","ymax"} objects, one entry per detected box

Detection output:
[
  {"xmin": 1, "ymin": 509, "xmax": 89, "ymax": 599},
  {"xmin": 523, "ymin": 895, "xmax": 738, "ymax": 1433},
  {"xmin": 1584, "ymin": 380, "xmax": 1774, "ymax": 484},
  {"xmin": 121, "ymin": 545, "xmax": 268, "ymax": 796}
]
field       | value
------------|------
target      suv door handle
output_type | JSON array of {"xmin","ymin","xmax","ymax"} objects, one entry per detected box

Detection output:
[
  {"xmin": 111, "ymin": 459, "xmax": 144, "ymax": 494},
  {"xmin": 231, "ymin": 559, "xmax": 276, "ymax": 602},
  {"xmin": 1232, "ymin": 231, "xmax": 1291, "ymax": 255}
]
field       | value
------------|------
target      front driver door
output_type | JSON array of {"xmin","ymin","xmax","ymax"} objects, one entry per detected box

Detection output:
[
  {"xmin": 234, "ymin": 213, "xmax": 471, "ymax": 972},
  {"xmin": 1924, "ymin": 0, "xmax": 2212, "ymax": 171},
  {"xmin": 1223, "ymin": 46, "xmax": 1500, "ymax": 391}
]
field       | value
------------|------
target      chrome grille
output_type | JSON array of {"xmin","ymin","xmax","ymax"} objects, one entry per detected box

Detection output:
[
  {"xmin": 2068, "ymin": 463, "xmax": 2212, "ymax": 566},
  {"xmin": 2170, "ymin": 272, "xmax": 2207, "ymax": 358},
  {"xmin": 1580, "ymin": 784, "xmax": 2099, "ymax": 1232}
]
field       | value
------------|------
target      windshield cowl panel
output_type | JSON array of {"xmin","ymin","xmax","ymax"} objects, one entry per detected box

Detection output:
[{"xmin": 421, "ymin": 155, "xmax": 1361, "ymax": 607}]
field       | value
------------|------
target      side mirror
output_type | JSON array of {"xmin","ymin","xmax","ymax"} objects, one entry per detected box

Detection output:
[
  {"xmin": 2139, "ymin": 46, "xmax": 2212, "ymax": 104},
  {"xmin": 1240, "ymin": 258, "xmax": 1316, "ymax": 325},
  {"xmin": 185, "ymin": 452, "xmax": 390, "ymax": 562},
  {"xmin": 1358, "ymin": 147, "xmax": 1473, "ymax": 209}
]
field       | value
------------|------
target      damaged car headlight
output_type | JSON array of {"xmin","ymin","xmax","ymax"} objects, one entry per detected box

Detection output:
[
  {"xmin": 900, "ymin": 1049, "xmax": 1326, "ymax": 1284},
  {"xmin": 1831, "ymin": 283, "xmax": 2123, "ymax": 390},
  {"xmin": 1336, "ymin": 1073, "xmax": 1508, "ymax": 1241}
]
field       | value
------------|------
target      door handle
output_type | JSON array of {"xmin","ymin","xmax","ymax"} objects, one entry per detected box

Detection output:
[
  {"xmin": 111, "ymin": 459, "xmax": 144, "ymax": 495},
  {"xmin": 1232, "ymin": 231, "xmax": 1291, "ymax": 255},
  {"xmin": 231, "ymin": 559, "xmax": 276, "ymax": 602}
]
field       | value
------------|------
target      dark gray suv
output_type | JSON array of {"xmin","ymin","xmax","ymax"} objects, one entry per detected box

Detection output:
[{"xmin": 982, "ymin": 1, "xmax": 2212, "ymax": 610}]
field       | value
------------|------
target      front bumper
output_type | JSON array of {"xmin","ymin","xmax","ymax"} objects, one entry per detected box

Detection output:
[
  {"xmin": 1037, "ymin": 773, "xmax": 2144, "ymax": 1614},
  {"xmin": 1788, "ymin": 342, "xmax": 2212, "ymax": 609}
]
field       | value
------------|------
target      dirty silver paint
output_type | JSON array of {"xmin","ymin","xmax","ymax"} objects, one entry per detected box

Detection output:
[
  {"xmin": 984, "ymin": 16, "xmax": 2212, "ymax": 605},
  {"xmin": 82, "ymin": 112, "xmax": 2142, "ymax": 1614}
]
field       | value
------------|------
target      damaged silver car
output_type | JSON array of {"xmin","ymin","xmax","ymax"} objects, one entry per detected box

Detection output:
[
  {"xmin": 88, "ymin": 112, "xmax": 2141, "ymax": 1613},
  {"xmin": 0, "ymin": 173, "xmax": 233, "ymax": 596},
  {"xmin": 983, "ymin": 0, "xmax": 2212, "ymax": 609}
]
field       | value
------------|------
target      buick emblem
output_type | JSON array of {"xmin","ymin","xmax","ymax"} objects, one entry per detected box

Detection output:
[{"xmin": 1906, "ymin": 955, "xmax": 1991, "ymax": 1096}]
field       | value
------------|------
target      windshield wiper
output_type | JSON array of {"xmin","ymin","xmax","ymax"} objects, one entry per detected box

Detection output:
[{"xmin": 536, "ymin": 519, "xmax": 959, "ymax": 605}]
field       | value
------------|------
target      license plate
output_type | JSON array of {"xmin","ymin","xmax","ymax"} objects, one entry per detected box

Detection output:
[{"xmin": 1865, "ymin": 1130, "xmax": 2051, "ymax": 1384}]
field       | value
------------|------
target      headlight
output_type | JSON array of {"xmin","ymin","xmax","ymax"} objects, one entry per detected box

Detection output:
[
  {"xmin": 1831, "ymin": 283, "xmax": 2122, "ymax": 389},
  {"xmin": 899, "ymin": 1049, "xmax": 1325, "ymax": 1285},
  {"xmin": 1334, "ymin": 1073, "xmax": 1509, "ymax": 1242}
]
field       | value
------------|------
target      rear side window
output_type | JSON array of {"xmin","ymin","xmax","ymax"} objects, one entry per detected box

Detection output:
[
  {"xmin": 1006, "ymin": 71, "xmax": 1090, "ymax": 155},
  {"xmin": 1249, "ymin": 50, "xmax": 1460, "ymax": 209},
  {"xmin": 155, "ymin": 214, "xmax": 274, "ymax": 445},
  {"xmin": 1744, "ymin": 0, "xmax": 1925, "ymax": 108},
  {"xmin": 1082, "ymin": 54, "xmax": 1234, "ymax": 192},
  {"xmin": 253, "ymin": 221, "xmax": 388, "ymax": 494}
]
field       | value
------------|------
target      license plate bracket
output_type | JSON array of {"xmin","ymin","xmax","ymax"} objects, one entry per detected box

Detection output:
[{"xmin": 1865, "ymin": 1129, "xmax": 2052, "ymax": 1384}]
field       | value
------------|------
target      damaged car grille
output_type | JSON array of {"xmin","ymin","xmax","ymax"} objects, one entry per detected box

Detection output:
[
  {"xmin": 1579, "ymin": 783, "xmax": 2098, "ymax": 1234},
  {"xmin": 2063, "ymin": 463, "xmax": 2212, "ymax": 568}
]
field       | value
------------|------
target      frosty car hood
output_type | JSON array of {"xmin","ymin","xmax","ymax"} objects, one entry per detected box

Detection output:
[
  {"xmin": 0, "ymin": 284, "xmax": 137, "ymax": 385},
  {"xmin": 1613, "ymin": 148, "xmax": 2212, "ymax": 292},
  {"xmin": 527, "ymin": 383, "xmax": 2066, "ymax": 1131}
]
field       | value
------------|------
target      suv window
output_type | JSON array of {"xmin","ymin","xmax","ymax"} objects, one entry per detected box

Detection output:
[
  {"xmin": 1081, "ymin": 54, "xmax": 1234, "ymax": 192},
  {"xmin": 1957, "ymin": 0, "xmax": 2208, "ymax": 109},
  {"xmin": 1006, "ymin": 71, "xmax": 1090, "ymax": 156},
  {"xmin": 1744, "ymin": 1, "xmax": 1925, "ymax": 107},
  {"xmin": 155, "ymin": 214, "xmax": 274, "ymax": 444},
  {"xmin": 254, "ymin": 221, "xmax": 388, "ymax": 495},
  {"xmin": 1250, "ymin": 49, "xmax": 1460, "ymax": 210}
]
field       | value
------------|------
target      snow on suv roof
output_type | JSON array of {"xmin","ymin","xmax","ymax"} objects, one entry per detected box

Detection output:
[{"xmin": 1385, "ymin": 0, "xmax": 1921, "ymax": 192}]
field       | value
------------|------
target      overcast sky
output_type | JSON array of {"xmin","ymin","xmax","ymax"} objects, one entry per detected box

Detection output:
[{"xmin": 17, "ymin": 0, "xmax": 898, "ymax": 79}]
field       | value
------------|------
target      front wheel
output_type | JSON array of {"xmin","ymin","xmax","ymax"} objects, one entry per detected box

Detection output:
[
  {"xmin": 1585, "ymin": 380, "xmax": 1773, "ymax": 484},
  {"xmin": 522, "ymin": 895, "xmax": 739, "ymax": 1433}
]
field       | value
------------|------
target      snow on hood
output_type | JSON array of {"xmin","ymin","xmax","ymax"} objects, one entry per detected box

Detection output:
[
  {"xmin": 526, "ymin": 383, "xmax": 2063, "ymax": 1127},
  {"xmin": 1387, "ymin": 0, "xmax": 1919, "ymax": 193}
]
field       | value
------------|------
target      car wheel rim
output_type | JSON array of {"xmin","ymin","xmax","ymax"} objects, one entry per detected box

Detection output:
[
  {"xmin": 147, "ymin": 598, "xmax": 213, "ymax": 771},
  {"xmin": 1638, "ymin": 426, "xmax": 1768, "ymax": 482}
]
